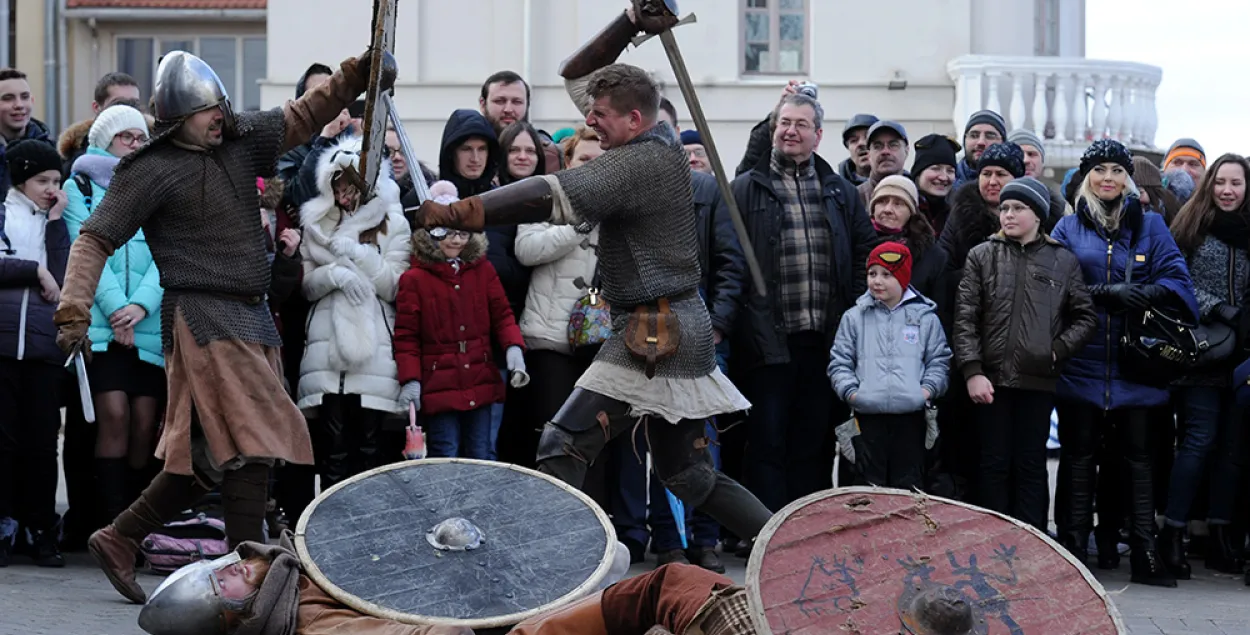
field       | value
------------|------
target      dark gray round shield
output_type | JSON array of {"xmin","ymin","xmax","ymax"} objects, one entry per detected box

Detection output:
[{"xmin": 294, "ymin": 459, "xmax": 615, "ymax": 629}]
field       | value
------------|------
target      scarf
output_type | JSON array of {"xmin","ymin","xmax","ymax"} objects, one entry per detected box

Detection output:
[
  {"xmin": 234, "ymin": 537, "xmax": 303, "ymax": 635},
  {"xmin": 1207, "ymin": 210, "xmax": 1250, "ymax": 251},
  {"xmin": 872, "ymin": 220, "xmax": 905, "ymax": 236}
]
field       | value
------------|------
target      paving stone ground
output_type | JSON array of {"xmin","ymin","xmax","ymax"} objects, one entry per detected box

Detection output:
[{"xmin": 2, "ymin": 547, "xmax": 1247, "ymax": 634}]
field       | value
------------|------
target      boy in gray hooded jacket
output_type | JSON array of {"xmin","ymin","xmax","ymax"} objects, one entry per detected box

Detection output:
[{"xmin": 828, "ymin": 242, "xmax": 951, "ymax": 489}]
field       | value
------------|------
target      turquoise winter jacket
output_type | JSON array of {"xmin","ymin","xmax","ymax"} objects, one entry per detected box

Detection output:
[{"xmin": 63, "ymin": 147, "xmax": 164, "ymax": 368}]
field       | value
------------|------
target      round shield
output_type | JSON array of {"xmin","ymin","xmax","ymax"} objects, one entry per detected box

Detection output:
[
  {"xmin": 746, "ymin": 488, "xmax": 1126, "ymax": 635},
  {"xmin": 294, "ymin": 459, "xmax": 615, "ymax": 629}
]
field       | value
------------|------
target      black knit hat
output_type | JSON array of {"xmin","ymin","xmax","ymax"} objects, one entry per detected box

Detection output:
[
  {"xmin": 1079, "ymin": 139, "xmax": 1134, "ymax": 178},
  {"xmin": 965, "ymin": 109, "xmax": 1007, "ymax": 140},
  {"xmin": 6, "ymin": 140, "xmax": 63, "ymax": 186},
  {"xmin": 911, "ymin": 133, "xmax": 961, "ymax": 179},
  {"xmin": 977, "ymin": 142, "xmax": 1025, "ymax": 179}
]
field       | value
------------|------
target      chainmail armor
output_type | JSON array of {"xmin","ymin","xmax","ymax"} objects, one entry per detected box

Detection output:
[
  {"xmin": 81, "ymin": 109, "xmax": 288, "ymax": 350},
  {"xmin": 555, "ymin": 124, "xmax": 715, "ymax": 379}
]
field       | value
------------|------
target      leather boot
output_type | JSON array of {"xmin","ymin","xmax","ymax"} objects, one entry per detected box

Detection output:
[
  {"xmin": 91, "ymin": 471, "xmax": 208, "ymax": 604},
  {"xmin": 1130, "ymin": 541, "xmax": 1178, "ymax": 588},
  {"xmin": 30, "ymin": 528, "xmax": 64, "ymax": 568},
  {"xmin": 1205, "ymin": 523, "xmax": 1245, "ymax": 574},
  {"xmin": 1158, "ymin": 524, "xmax": 1191, "ymax": 580},
  {"xmin": 508, "ymin": 592, "xmax": 608, "ymax": 635},
  {"xmin": 1094, "ymin": 531, "xmax": 1121, "ymax": 570}
]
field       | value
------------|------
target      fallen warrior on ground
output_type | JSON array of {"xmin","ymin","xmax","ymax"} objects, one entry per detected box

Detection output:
[{"xmin": 137, "ymin": 537, "xmax": 752, "ymax": 635}]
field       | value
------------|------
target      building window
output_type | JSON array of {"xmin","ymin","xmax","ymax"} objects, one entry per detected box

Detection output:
[
  {"xmin": 742, "ymin": 0, "xmax": 808, "ymax": 75},
  {"xmin": 117, "ymin": 35, "xmax": 267, "ymax": 111},
  {"xmin": 1034, "ymin": 0, "xmax": 1060, "ymax": 56}
]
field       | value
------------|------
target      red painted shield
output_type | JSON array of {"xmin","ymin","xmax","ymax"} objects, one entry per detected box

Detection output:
[{"xmin": 746, "ymin": 488, "xmax": 1125, "ymax": 635}]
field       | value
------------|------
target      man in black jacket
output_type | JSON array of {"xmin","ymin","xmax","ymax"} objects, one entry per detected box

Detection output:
[{"xmin": 730, "ymin": 93, "xmax": 877, "ymax": 514}]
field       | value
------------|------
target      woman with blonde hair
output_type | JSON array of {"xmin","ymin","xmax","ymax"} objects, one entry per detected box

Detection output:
[{"xmin": 1049, "ymin": 140, "xmax": 1198, "ymax": 587}]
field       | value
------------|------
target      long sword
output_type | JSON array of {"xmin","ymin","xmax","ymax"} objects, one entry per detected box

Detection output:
[
  {"xmin": 652, "ymin": 19, "xmax": 767, "ymax": 297},
  {"xmin": 384, "ymin": 92, "xmax": 431, "ymax": 205}
]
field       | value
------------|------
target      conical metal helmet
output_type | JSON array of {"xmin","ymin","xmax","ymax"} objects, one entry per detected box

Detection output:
[
  {"xmin": 138, "ymin": 551, "xmax": 257, "ymax": 635},
  {"xmin": 152, "ymin": 51, "xmax": 232, "ymax": 123}
]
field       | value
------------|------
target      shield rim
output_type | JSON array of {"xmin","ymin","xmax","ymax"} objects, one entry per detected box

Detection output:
[
  {"xmin": 294, "ymin": 458, "xmax": 617, "ymax": 628},
  {"xmin": 744, "ymin": 487, "xmax": 1128, "ymax": 635}
]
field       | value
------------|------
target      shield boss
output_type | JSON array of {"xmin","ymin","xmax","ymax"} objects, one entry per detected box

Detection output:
[
  {"xmin": 295, "ymin": 459, "xmax": 615, "ymax": 629},
  {"xmin": 746, "ymin": 488, "xmax": 1126, "ymax": 635}
]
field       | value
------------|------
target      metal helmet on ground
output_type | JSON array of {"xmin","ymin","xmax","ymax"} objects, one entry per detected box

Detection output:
[
  {"xmin": 153, "ymin": 51, "xmax": 234, "ymax": 126},
  {"xmin": 138, "ymin": 551, "xmax": 257, "ymax": 635}
]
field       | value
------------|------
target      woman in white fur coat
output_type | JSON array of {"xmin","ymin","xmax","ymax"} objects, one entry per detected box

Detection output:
[{"xmin": 296, "ymin": 133, "xmax": 411, "ymax": 489}]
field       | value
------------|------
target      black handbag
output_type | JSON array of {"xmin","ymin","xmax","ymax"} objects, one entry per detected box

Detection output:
[
  {"xmin": 1190, "ymin": 248, "xmax": 1239, "ymax": 369},
  {"xmin": 1118, "ymin": 233, "xmax": 1201, "ymax": 386}
]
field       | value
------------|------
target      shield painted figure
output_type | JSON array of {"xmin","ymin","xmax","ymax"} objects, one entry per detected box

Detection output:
[
  {"xmin": 294, "ymin": 459, "xmax": 616, "ymax": 629},
  {"xmin": 746, "ymin": 488, "xmax": 1126, "ymax": 635}
]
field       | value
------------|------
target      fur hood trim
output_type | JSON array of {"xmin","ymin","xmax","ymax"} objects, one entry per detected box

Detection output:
[
  {"xmin": 411, "ymin": 228, "xmax": 488, "ymax": 265},
  {"xmin": 58, "ymin": 118, "xmax": 94, "ymax": 157},
  {"xmin": 299, "ymin": 134, "xmax": 401, "ymax": 239}
]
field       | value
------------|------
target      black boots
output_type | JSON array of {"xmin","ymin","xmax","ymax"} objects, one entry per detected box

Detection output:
[
  {"xmin": 1157, "ymin": 524, "xmax": 1191, "ymax": 580},
  {"xmin": 29, "ymin": 529, "xmax": 64, "ymax": 568},
  {"xmin": 1130, "ymin": 542, "xmax": 1177, "ymax": 588},
  {"xmin": 1094, "ymin": 532, "xmax": 1121, "ymax": 570},
  {"xmin": 1205, "ymin": 524, "xmax": 1245, "ymax": 575}
]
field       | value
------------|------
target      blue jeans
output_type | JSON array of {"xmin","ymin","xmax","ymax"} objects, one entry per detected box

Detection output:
[
  {"xmin": 424, "ymin": 407, "xmax": 494, "ymax": 459},
  {"xmin": 649, "ymin": 421, "xmax": 721, "ymax": 552},
  {"xmin": 1165, "ymin": 386, "xmax": 1243, "ymax": 524},
  {"xmin": 488, "ymin": 370, "xmax": 507, "ymax": 461}
]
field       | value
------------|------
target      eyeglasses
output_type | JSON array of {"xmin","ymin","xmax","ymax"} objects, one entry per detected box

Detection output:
[
  {"xmin": 114, "ymin": 131, "xmax": 148, "ymax": 145},
  {"xmin": 776, "ymin": 118, "xmax": 814, "ymax": 133},
  {"xmin": 870, "ymin": 139, "xmax": 906, "ymax": 152},
  {"xmin": 687, "ymin": 147, "xmax": 707, "ymax": 159},
  {"xmin": 384, "ymin": 145, "xmax": 402, "ymax": 157},
  {"xmin": 430, "ymin": 228, "xmax": 471, "ymax": 240}
]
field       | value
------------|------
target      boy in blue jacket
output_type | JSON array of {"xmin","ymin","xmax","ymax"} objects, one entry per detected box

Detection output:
[{"xmin": 828, "ymin": 242, "xmax": 951, "ymax": 490}]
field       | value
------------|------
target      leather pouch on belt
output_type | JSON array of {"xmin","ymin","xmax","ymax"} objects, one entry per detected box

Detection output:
[{"xmin": 623, "ymin": 297, "xmax": 680, "ymax": 379}]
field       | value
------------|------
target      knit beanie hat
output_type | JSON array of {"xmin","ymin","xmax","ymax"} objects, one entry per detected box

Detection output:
[
  {"xmin": 88, "ymin": 104, "xmax": 149, "ymax": 150},
  {"xmin": 1079, "ymin": 139, "xmax": 1134, "ymax": 179},
  {"xmin": 1131, "ymin": 156, "xmax": 1163, "ymax": 188},
  {"xmin": 977, "ymin": 142, "xmax": 1025, "ymax": 178},
  {"xmin": 911, "ymin": 133, "xmax": 960, "ymax": 179},
  {"xmin": 1163, "ymin": 168, "xmax": 1196, "ymax": 204},
  {"xmin": 426, "ymin": 181, "xmax": 462, "ymax": 240},
  {"xmin": 1007, "ymin": 129, "xmax": 1045, "ymax": 163},
  {"xmin": 999, "ymin": 177, "xmax": 1051, "ymax": 221},
  {"xmin": 679, "ymin": 129, "xmax": 703, "ymax": 146},
  {"xmin": 6, "ymin": 140, "xmax": 63, "ymax": 186},
  {"xmin": 1164, "ymin": 138, "xmax": 1205, "ymax": 170},
  {"xmin": 965, "ymin": 109, "xmax": 1007, "ymax": 140},
  {"xmin": 871, "ymin": 174, "xmax": 919, "ymax": 218},
  {"xmin": 867, "ymin": 241, "xmax": 913, "ymax": 290}
]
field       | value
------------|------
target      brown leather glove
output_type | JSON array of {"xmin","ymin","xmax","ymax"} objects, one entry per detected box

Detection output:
[
  {"xmin": 415, "ymin": 197, "xmax": 485, "ymax": 233},
  {"xmin": 632, "ymin": 0, "xmax": 679, "ymax": 34},
  {"xmin": 353, "ymin": 49, "xmax": 398, "ymax": 94},
  {"xmin": 54, "ymin": 304, "xmax": 93, "ymax": 361}
]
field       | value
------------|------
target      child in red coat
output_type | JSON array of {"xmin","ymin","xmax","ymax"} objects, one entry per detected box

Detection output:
[{"xmin": 394, "ymin": 181, "xmax": 529, "ymax": 459}]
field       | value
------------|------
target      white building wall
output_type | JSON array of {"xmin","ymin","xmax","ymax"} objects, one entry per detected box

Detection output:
[{"xmin": 262, "ymin": 0, "xmax": 1079, "ymax": 173}]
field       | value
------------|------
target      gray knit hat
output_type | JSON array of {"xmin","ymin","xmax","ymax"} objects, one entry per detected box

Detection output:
[
  {"xmin": 965, "ymin": 110, "xmax": 1007, "ymax": 139},
  {"xmin": 1008, "ymin": 129, "xmax": 1045, "ymax": 162},
  {"xmin": 999, "ymin": 176, "xmax": 1051, "ymax": 221}
]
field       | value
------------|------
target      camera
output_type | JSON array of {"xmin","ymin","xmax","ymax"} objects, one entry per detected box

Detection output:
[{"xmin": 797, "ymin": 81, "xmax": 818, "ymax": 99}]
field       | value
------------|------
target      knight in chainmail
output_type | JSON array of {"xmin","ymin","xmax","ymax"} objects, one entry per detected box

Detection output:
[
  {"xmin": 414, "ymin": 2, "xmax": 773, "ymax": 545},
  {"xmin": 52, "ymin": 49, "xmax": 388, "ymax": 606}
]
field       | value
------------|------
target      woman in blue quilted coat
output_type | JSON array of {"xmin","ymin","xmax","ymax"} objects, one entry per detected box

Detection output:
[{"xmin": 1050, "ymin": 140, "xmax": 1198, "ymax": 588}]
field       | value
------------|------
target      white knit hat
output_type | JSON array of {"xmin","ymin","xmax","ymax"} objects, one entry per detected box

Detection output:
[{"xmin": 88, "ymin": 105, "xmax": 149, "ymax": 150}]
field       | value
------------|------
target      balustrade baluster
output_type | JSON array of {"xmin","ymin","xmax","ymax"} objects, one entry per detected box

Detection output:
[
  {"xmin": 1091, "ymin": 76, "xmax": 1109, "ymax": 139},
  {"xmin": 1032, "ymin": 73, "xmax": 1049, "ymax": 137},
  {"xmin": 1052, "ymin": 74, "xmax": 1070, "ymax": 142},
  {"xmin": 986, "ymin": 71, "xmax": 1004, "ymax": 118},
  {"xmin": 1009, "ymin": 72, "xmax": 1027, "ymax": 131},
  {"xmin": 1074, "ymin": 73, "xmax": 1091, "ymax": 142}
]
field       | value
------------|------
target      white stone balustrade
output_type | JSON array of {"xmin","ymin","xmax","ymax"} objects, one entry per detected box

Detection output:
[{"xmin": 947, "ymin": 55, "xmax": 1163, "ymax": 164}]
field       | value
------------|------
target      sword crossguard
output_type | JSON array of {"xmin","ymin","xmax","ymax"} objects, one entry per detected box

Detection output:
[{"xmin": 631, "ymin": 13, "xmax": 697, "ymax": 48}]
